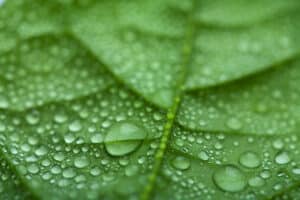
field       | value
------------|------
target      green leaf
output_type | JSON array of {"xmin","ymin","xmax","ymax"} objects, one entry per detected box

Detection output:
[{"xmin": 0, "ymin": 0, "xmax": 300, "ymax": 200}]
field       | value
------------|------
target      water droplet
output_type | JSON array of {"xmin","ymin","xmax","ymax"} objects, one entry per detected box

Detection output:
[
  {"xmin": 239, "ymin": 151, "xmax": 260, "ymax": 168},
  {"xmin": 125, "ymin": 165, "xmax": 139, "ymax": 176},
  {"xmin": 226, "ymin": 118, "xmax": 242, "ymax": 130},
  {"xmin": 74, "ymin": 156, "xmax": 89, "ymax": 168},
  {"xmin": 292, "ymin": 167, "xmax": 300, "ymax": 175},
  {"xmin": 27, "ymin": 164, "xmax": 39, "ymax": 174},
  {"xmin": 51, "ymin": 166, "xmax": 62, "ymax": 174},
  {"xmin": 26, "ymin": 112, "xmax": 40, "ymax": 125},
  {"xmin": 0, "ymin": 122, "xmax": 6, "ymax": 132},
  {"xmin": 63, "ymin": 168, "xmax": 76, "ymax": 178},
  {"xmin": 53, "ymin": 152, "xmax": 65, "ymax": 161},
  {"xmin": 54, "ymin": 113, "xmax": 68, "ymax": 123},
  {"xmin": 104, "ymin": 122, "xmax": 147, "ymax": 156},
  {"xmin": 248, "ymin": 177, "xmax": 265, "ymax": 187},
  {"xmin": 90, "ymin": 134, "xmax": 103, "ymax": 143},
  {"xmin": 213, "ymin": 165, "xmax": 246, "ymax": 192},
  {"xmin": 198, "ymin": 151, "xmax": 209, "ymax": 161},
  {"xmin": 64, "ymin": 134, "xmax": 75, "ymax": 144},
  {"xmin": 275, "ymin": 151, "xmax": 290, "ymax": 164},
  {"xmin": 69, "ymin": 121, "xmax": 82, "ymax": 132},
  {"xmin": 171, "ymin": 156, "xmax": 190, "ymax": 170},
  {"xmin": 0, "ymin": 97, "xmax": 8, "ymax": 108},
  {"xmin": 272, "ymin": 139, "xmax": 284, "ymax": 150},
  {"xmin": 35, "ymin": 146, "xmax": 48, "ymax": 156},
  {"xmin": 90, "ymin": 167, "xmax": 101, "ymax": 176},
  {"xmin": 260, "ymin": 170, "xmax": 271, "ymax": 179}
]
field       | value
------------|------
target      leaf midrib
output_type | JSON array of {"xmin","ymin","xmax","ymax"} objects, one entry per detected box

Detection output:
[{"xmin": 140, "ymin": 1, "xmax": 197, "ymax": 199}]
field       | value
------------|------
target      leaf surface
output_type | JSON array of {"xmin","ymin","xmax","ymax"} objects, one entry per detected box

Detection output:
[{"xmin": 0, "ymin": 0, "xmax": 300, "ymax": 200}]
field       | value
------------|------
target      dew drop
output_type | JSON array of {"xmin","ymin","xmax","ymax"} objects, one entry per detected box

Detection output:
[
  {"xmin": 104, "ymin": 122, "xmax": 147, "ymax": 156},
  {"xmin": 54, "ymin": 113, "xmax": 68, "ymax": 123},
  {"xmin": 198, "ymin": 151, "xmax": 209, "ymax": 161},
  {"xmin": 27, "ymin": 164, "xmax": 39, "ymax": 174},
  {"xmin": 0, "ymin": 97, "xmax": 8, "ymax": 108},
  {"xmin": 125, "ymin": 165, "xmax": 139, "ymax": 176},
  {"xmin": 63, "ymin": 168, "xmax": 76, "ymax": 178},
  {"xmin": 272, "ymin": 139, "xmax": 284, "ymax": 150},
  {"xmin": 292, "ymin": 168, "xmax": 300, "ymax": 175},
  {"xmin": 74, "ymin": 156, "xmax": 89, "ymax": 168},
  {"xmin": 239, "ymin": 151, "xmax": 260, "ymax": 168},
  {"xmin": 90, "ymin": 134, "xmax": 103, "ymax": 143},
  {"xmin": 69, "ymin": 121, "xmax": 82, "ymax": 132},
  {"xmin": 248, "ymin": 176, "xmax": 265, "ymax": 187},
  {"xmin": 0, "ymin": 122, "xmax": 6, "ymax": 132},
  {"xmin": 275, "ymin": 151, "xmax": 290, "ymax": 164},
  {"xmin": 213, "ymin": 165, "xmax": 246, "ymax": 192},
  {"xmin": 35, "ymin": 146, "xmax": 48, "ymax": 156},
  {"xmin": 226, "ymin": 118, "xmax": 242, "ymax": 130},
  {"xmin": 26, "ymin": 112, "xmax": 40, "ymax": 125},
  {"xmin": 260, "ymin": 170, "xmax": 271, "ymax": 179},
  {"xmin": 171, "ymin": 156, "xmax": 190, "ymax": 170},
  {"xmin": 90, "ymin": 167, "xmax": 101, "ymax": 176},
  {"xmin": 51, "ymin": 166, "xmax": 62, "ymax": 174},
  {"xmin": 64, "ymin": 134, "xmax": 76, "ymax": 144}
]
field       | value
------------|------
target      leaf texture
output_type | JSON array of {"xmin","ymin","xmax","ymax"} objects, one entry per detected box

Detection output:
[{"xmin": 0, "ymin": 0, "xmax": 300, "ymax": 200}]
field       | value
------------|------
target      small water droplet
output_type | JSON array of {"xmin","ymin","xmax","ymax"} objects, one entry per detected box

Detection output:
[
  {"xmin": 27, "ymin": 164, "xmax": 39, "ymax": 174},
  {"xmin": 90, "ymin": 134, "xmax": 103, "ymax": 143},
  {"xmin": 74, "ymin": 156, "xmax": 89, "ymax": 168},
  {"xmin": 35, "ymin": 146, "xmax": 48, "ymax": 156},
  {"xmin": 213, "ymin": 165, "xmax": 246, "ymax": 192},
  {"xmin": 26, "ymin": 112, "xmax": 40, "ymax": 125},
  {"xmin": 226, "ymin": 118, "xmax": 242, "ymax": 130},
  {"xmin": 275, "ymin": 151, "xmax": 290, "ymax": 164},
  {"xmin": 198, "ymin": 151, "xmax": 209, "ymax": 161},
  {"xmin": 248, "ymin": 176, "xmax": 265, "ymax": 187},
  {"xmin": 64, "ymin": 134, "xmax": 75, "ymax": 144},
  {"xmin": 292, "ymin": 167, "xmax": 300, "ymax": 175},
  {"xmin": 90, "ymin": 167, "xmax": 101, "ymax": 176},
  {"xmin": 125, "ymin": 165, "xmax": 139, "ymax": 176},
  {"xmin": 54, "ymin": 113, "xmax": 68, "ymax": 123},
  {"xmin": 63, "ymin": 168, "xmax": 76, "ymax": 178},
  {"xmin": 272, "ymin": 139, "xmax": 284, "ymax": 150},
  {"xmin": 0, "ymin": 122, "xmax": 6, "ymax": 132},
  {"xmin": 239, "ymin": 151, "xmax": 260, "ymax": 168},
  {"xmin": 171, "ymin": 156, "xmax": 190, "ymax": 170},
  {"xmin": 69, "ymin": 121, "xmax": 82, "ymax": 132},
  {"xmin": 260, "ymin": 170, "xmax": 271, "ymax": 179}
]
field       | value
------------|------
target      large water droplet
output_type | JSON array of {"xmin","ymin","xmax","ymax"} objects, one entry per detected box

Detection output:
[
  {"xmin": 239, "ymin": 151, "xmax": 260, "ymax": 168},
  {"xmin": 275, "ymin": 151, "xmax": 290, "ymax": 164},
  {"xmin": 171, "ymin": 156, "xmax": 190, "ymax": 170},
  {"xmin": 104, "ymin": 122, "xmax": 147, "ymax": 156},
  {"xmin": 213, "ymin": 165, "xmax": 246, "ymax": 192}
]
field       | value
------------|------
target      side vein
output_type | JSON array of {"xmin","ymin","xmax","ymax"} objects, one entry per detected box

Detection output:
[{"xmin": 140, "ymin": 1, "xmax": 196, "ymax": 199}]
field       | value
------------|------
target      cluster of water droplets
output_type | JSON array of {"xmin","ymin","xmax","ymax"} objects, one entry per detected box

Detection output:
[
  {"xmin": 0, "ymin": 36, "xmax": 113, "ymax": 111},
  {"xmin": 155, "ymin": 126, "xmax": 300, "ymax": 199},
  {"xmin": 0, "ymin": 85, "xmax": 166, "ymax": 199}
]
